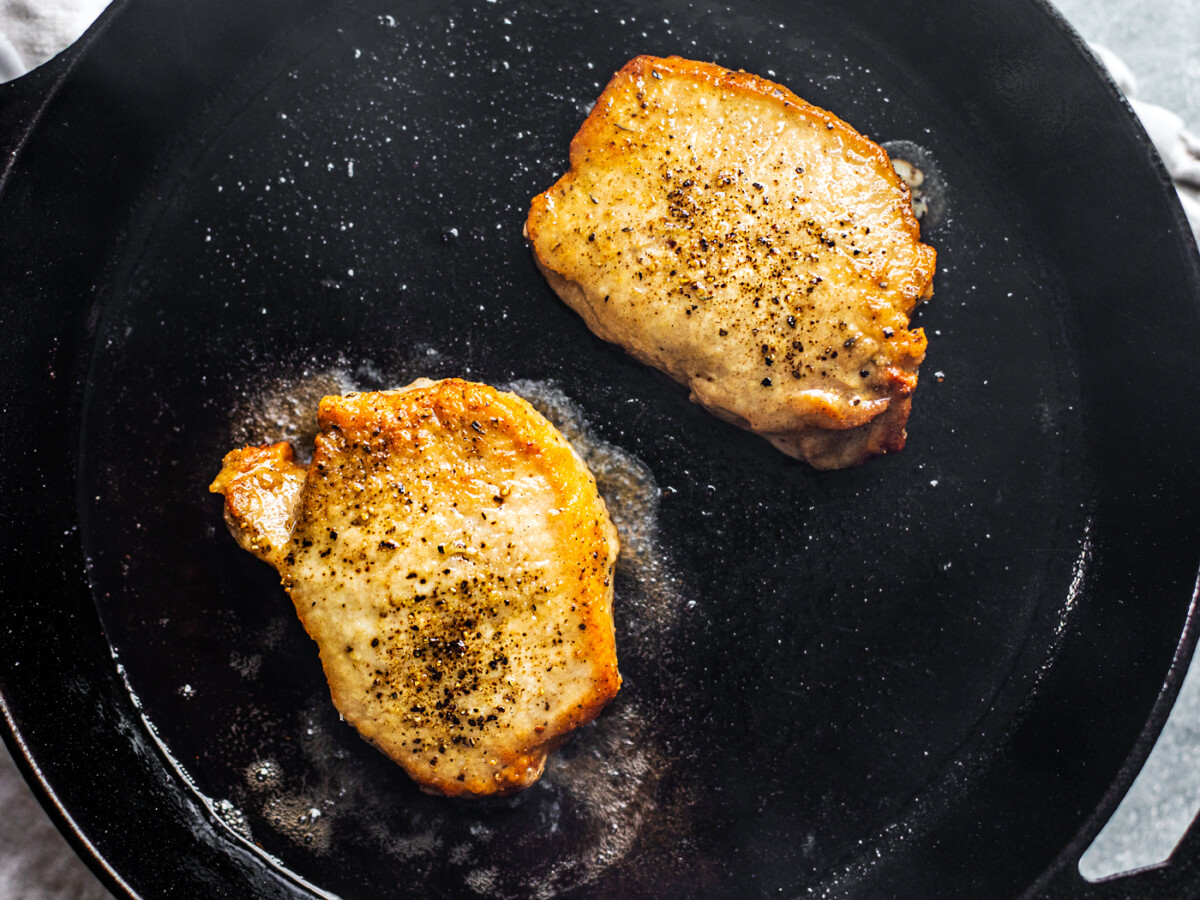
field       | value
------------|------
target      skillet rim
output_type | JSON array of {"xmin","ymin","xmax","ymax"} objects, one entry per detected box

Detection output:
[{"xmin": 0, "ymin": 0, "xmax": 1199, "ymax": 896}]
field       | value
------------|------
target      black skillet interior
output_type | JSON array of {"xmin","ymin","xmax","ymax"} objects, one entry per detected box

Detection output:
[{"xmin": 2, "ymin": 0, "xmax": 1200, "ymax": 897}]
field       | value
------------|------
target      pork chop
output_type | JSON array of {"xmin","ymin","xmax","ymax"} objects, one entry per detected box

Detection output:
[
  {"xmin": 210, "ymin": 378, "xmax": 621, "ymax": 797},
  {"xmin": 526, "ymin": 55, "xmax": 936, "ymax": 469}
]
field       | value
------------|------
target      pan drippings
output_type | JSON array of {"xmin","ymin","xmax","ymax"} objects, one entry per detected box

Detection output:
[{"xmin": 191, "ymin": 368, "xmax": 696, "ymax": 893}]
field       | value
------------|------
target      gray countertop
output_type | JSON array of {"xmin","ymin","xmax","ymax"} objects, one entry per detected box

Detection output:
[
  {"xmin": 1, "ymin": 1, "xmax": 1198, "ymax": 897},
  {"xmin": 1055, "ymin": 0, "xmax": 1200, "ymax": 127}
]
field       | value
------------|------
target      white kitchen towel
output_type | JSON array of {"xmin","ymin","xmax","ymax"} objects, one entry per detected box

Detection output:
[
  {"xmin": 0, "ymin": 0, "xmax": 111, "ymax": 81},
  {"xmin": 1092, "ymin": 43, "xmax": 1200, "ymax": 240}
]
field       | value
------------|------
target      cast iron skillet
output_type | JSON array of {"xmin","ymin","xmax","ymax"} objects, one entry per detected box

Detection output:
[{"xmin": 2, "ymin": 0, "xmax": 1199, "ymax": 897}]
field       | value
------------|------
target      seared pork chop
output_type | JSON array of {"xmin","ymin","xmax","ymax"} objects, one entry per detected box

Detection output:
[
  {"xmin": 526, "ymin": 55, "xmax": 936, "ymax": 469},
  {"xmin": 210, "ymin": 378, "xmax": 621, "ymax": 797}
]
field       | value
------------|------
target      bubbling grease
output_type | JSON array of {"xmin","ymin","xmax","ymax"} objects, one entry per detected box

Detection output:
[
  {"xmin": 507, "ymin": 378, "xmax": 684, "ymax": 632},
  {"xmin": 226, "ymin": 365, "xmax": 358, "ymax": 460}
]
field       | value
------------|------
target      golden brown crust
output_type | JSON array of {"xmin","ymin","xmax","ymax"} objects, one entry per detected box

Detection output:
[
  {"xmin": 527, "ymin": 55, "xmax": 936, "ymax": 469},
  {"xmin": 213, "ymin": 379, "xmax": 621, "ymax": 797}
]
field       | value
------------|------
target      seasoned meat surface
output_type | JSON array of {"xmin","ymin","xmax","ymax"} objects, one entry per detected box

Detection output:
[
  {"xmin": 526, "ymin": 55, "xmax": 936, "ymax": 469},
  {"xmin": 210, "ymin": 378, "xmax": 621, "ymax": 797}
]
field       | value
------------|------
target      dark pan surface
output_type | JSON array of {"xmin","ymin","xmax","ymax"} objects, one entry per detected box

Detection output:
[{"xmin": 2, "ymin": 0, "xmax": 1200, "ymax": 897}]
